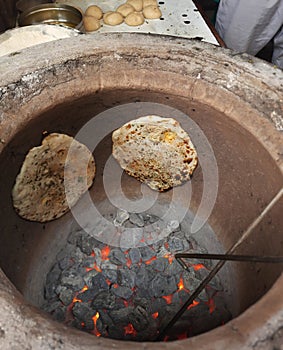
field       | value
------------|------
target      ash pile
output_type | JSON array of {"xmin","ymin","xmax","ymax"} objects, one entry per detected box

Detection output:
[{"xmin": 42, "ymin": 210, "xmax": 231, "ymax": 341}]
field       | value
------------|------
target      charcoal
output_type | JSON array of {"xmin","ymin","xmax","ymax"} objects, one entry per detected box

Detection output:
[
  {"xmin": 113, "ymin": 209, "xmax": 129, "ymax": 226},
  {"xmin": 150, "ymin": 257, "xmax": 168, "ymax": 272},
  {"xmin": 83, "ymin": 269, "xmax": 99, "ymax": 287},
  {"xmin": 52, "ymin": 305, "xmax": 67, "ymax": 322},
  {"xmin": 133, "ymin": 297, "xmax": 151, "ymax": 311},
  {"xmin": 208, "ymin": 275, "xmax": 223, "ymax": 291},
  {"xmin": 195, "ymin": 267, "xmax": 210, "ymax": 280},
  {"xmin": 98, "ymin": 309, "xmax": 115, "ymax": 329},
  {"xmin": 58, "ymin": 256, "xmax": 74, "ymax": 270},
  {"xmin": 109, "ymin": 306, "xmax": 134, "ymax": 325},
  {"xmin": 91, "ymin": 273, "xmax": 109, "ymax": 290},
  {"xmin": 102, "ymin": 269, "xmax": 117, "ymax": 283},
  {"xmin": 77, "ymin": 234, "xmax": 97, "ymax": 255},
  {"xmin": 58, "ymin": 287, "xmax": 75, "ymax": 305},
  {"xmin": 144, "ymin": 214, "xmax": 159, "ymax": 223},
  {"xmin": 129, "ymin": 248, "xmax": 142, "ymax": 264},
  {"xmin": 140, "ymin": 246, "xmax": 155, "ymax": 262},
  {"xmin": 129, "ymin": 213, "xmax": 145, "ymax": 227},
  {"xmin": 183, "ymin": 274, "xmax": 200, "ymax": 291},
  {"xmin": 167, "ymin": 220, "xmax": 180, "ymax": 233},
  {"xmin": 165, "ymin": 260, "xmax": 183, "ymax": 278},
  {"xmin": 150, "ymin": 274, "xmax": 177, "ymax": 297},
  {"xmin": 77, "ymin": 288, "xmax": 99, "ymax": 303},
  {"xmin": 46, "ymin": 263, "xmax": 61, "ymax": 287},
  {"xmin": 135, "ymin": 286, "xmax": 151, "ymax": 299},
  {"xmin": 168, "ymin": 236, "xmax": 184, "ymax": 252},
  {"xmin": 72, "ymin": 302, "xmax": 93, "ymax": 322},
  {"xmin": 69, "ymin": 247, "xmax": 86, "ymax": 264},
  {"xmin": 109, "ymin": 248, "xmax": 126, "ymax": 265},
  {"xmin": 100, "ymin": 260, "xmax": 117, "ymax": 270},
  {"xmin": 135, "ymin": 265, "xmax": 149, "ymax": 287},
  {"xmin": 129, "ymin": 305, "xmax": 149, "ymax": 331},
  {"xmin": 81, "ymin": 256, "xmax": 96, "ymax": 268},
  {"xmin": 60, "ymin": 271, "xmax": 85, "ymax": 291},
  {"xmin": 92, "ymin": 290, "xmax": 116, "ymax": 310},
  {"xmin": 41, "ymin": 299, "xmax": 62, "ymax": 313},
  {"xmin": 111, "ymin": 285, "xmax": 133, "ymax": 299},
  {"xmin": 117, "ymin": 269, "xmax": 135, "ymax": 289},
  {"xmin": 119, "ymin": 227, "xmax": 143, "ymax": 249}
]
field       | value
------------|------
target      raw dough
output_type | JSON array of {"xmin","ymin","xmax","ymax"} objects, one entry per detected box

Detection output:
[
  {"xmin": 125, "ymin": 11, "xmax": 144, "ymax": 26},
  {"xmin": 116, "ymin": 3, "xmax": 135, "ymax": 17},
  {"xmin": 143, "ymin": 0, "xmax": 157, "ymax": 8},
  {"xmin": 83, "ymin": 15, "xmax": 101, "ymax": 32},
  {"xmin": 143, "ymin": 5, "xmax": 162, "ymax": 19},
  {"xmin": 103, "ymin": 11, "xmax": 124, "ymax": 25},
  {"xmin": 85, "ymin": 5, "xmax": 103, "ymax": 20},
  {"xmin": 126, "ymin": 0, "xmax": 143, "ymax": 12}
]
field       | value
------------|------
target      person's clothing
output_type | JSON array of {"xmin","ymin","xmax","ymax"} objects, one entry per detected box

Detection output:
[{"xmin": 215, "ymin": 0, "xmax": 283, "ymax": 68}]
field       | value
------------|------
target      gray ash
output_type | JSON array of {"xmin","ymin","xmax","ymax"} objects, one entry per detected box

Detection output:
[{"xmin": 42, "ymin": 211, "xmax": 231, "ymax": 341}]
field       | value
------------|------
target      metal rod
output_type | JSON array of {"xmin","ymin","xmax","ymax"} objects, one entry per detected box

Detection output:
[
  {"xmin": 156, "ymin": 187, "xmax": 283, "ymax": 341},
  {"xmin": 175, "ymin": 253, "xmax": 283, "ymax": 264}
]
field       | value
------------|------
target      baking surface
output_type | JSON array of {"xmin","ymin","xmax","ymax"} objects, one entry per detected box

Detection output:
[{"xmin": 55, "ymin": 0, "xmax": 219, "ymax": 45}]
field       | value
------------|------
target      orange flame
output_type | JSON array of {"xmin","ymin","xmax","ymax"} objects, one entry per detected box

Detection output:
[
  {"xmin": 162, "ymin": 294, "xmax": 173, "ymax": 304},
  {"xmin": 92, "ymin": 312, "xmax": 101, "ymax": 337},
  {"xmin": 101, "ymin": 246, "xmax": 111, "ymax": 260},
  {"xmin": 192, "ymin": 263, "xmax": 205, "ymax": 271},
  {"xmin": 124, "ymin": 323, "xmax": 137, "ymax": 336},
  {"xmin": 152, "ymin": 312, "xmax": 159, "ymax": 319},
  {"xmin": 178, "ymin": 277, "xmax": 185, "ymax": 291},
  {"xmin": 145, "ymin": 256, "xmax": 157, "ymax": 265},
  {"xmin": 187, "ymin": 300, "xmax": 200, "ymax": 310}
]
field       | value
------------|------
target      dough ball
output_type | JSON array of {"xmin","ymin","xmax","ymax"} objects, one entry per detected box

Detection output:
[
  {"xmin": 126, "ymin": 0, "xmax": 143, "ymax": 12},
  {"xmin": 143, "ymin": 0, "xmax": 157, "ymax": 8},
  {"xmin": 85, "ymin": 5, "xmax": 103, "ymax": 20},
  {"xmin": 125, "ymin": 11, "xmax": 144, "ymax": 26},
  {"xmin": 116, "ymin": 3, "xmax": 135, "ymax": 17},
  {"xmin": 83, "ymin": 15, "xmax": 101, "ymax": 32},
  {"xmin": 103, "ymin": 11, "xmax": 124, "ymax": 26},
  {"xmin": 143, "ymin": 5, "xmax": 162, "ymax": 19}
]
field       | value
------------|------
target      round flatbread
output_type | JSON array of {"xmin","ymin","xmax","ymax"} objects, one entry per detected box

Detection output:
[
  {"xmin": 112, "ymin": 115, "xmax": 198, "ymax": 191},
  {"xmin": 12, "ymin": 133, "xmax": 96, "ymax": 222}
]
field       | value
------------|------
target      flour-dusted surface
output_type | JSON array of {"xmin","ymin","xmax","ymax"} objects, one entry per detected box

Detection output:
[
  {"xmin": 0, "ymin": 24, "xmax": 79, "ymax": 57},
  {"xmin": 56, "ymin": 0, "xmax": 219, "ymax": 45}
]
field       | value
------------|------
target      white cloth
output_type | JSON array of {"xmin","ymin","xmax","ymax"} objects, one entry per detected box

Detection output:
[{"xmin": 215, "ymin": 0, "xmax": 283, "ymax": 68}]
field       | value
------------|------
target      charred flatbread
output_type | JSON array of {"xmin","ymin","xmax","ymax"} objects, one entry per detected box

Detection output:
[
  {"xmin": 112, "ymin": 115, "xmax": 198, "ymax": 191},
  {"xmin": 12, "ymin": 133, "xmax": 95, "ymax": 222}
]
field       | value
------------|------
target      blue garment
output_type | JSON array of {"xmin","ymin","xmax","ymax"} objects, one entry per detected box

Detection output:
[{"xmin": 215, "ymin": 0, "xmax": 283, "ymax": 68}]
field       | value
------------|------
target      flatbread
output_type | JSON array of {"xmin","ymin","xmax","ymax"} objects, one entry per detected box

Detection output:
[
  {"xmin": 12, "ymin": 133, "xmax": 96, "ymax": 222},
  {"xmin": 112, "ymin": 115, "xmax": 198, "ymax": 191}
]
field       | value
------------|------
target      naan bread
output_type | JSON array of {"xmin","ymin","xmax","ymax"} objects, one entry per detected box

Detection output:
[
  {"xmin": 12, "ymin": 133, "xmax": 95, "ymax": 222},
  {"xmin": 112, "ymin": 115, "xmax": 198, "ymax": 191}
]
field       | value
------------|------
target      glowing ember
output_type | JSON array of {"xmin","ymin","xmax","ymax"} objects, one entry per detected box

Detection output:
[
  {"xmin": 124, "ymin": 323, "xmax": 137, "ymax": 336},
  {"xmin": 162, "ymin": 294, "xmax": 173, "ymax": 304},
  {"xmin": 164, "ymin": 254, "xmax": 174, "ymax": 264},
  {"xmin": 177, "ymin": 332, "xmax": 188, "ymax": 340},
  {"xmin": 152, "ymin": 312, "xmax": 159, "ymax": 319},
  {"xmin": 145, "ymin": 256, "xmax": 157, "ymax": 265},
  {"xmin": 101, "ymin": 245, "xmax": 111, "ymax": 260},
  {"xmin": 85, "ymin": 263, "xmax": 102, "ymax": 273},
  {"xmin": 177, "ymin": 277, "xmax": 185, "ymax": 291},
  {"xmin": 192, "ymin": 263, "xmax": 205, "ymax": 271},
  {"xmin": 92, "ymin": 312, "xmax": 101, "ymax": 337},
  {"xmin": 206, "ymin": 298, "xmax": 216, "ymax": 314},
  {"xmin": 81, "ymin": 285, "xmax": 88, "ymax": 292},
  {"xmin": 187, "ymin": 300, "xmax": 200, "ymax": 310},
  {"xmin": 126, "ymin": 257, "xmax": 132, "ymax": 268}
]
